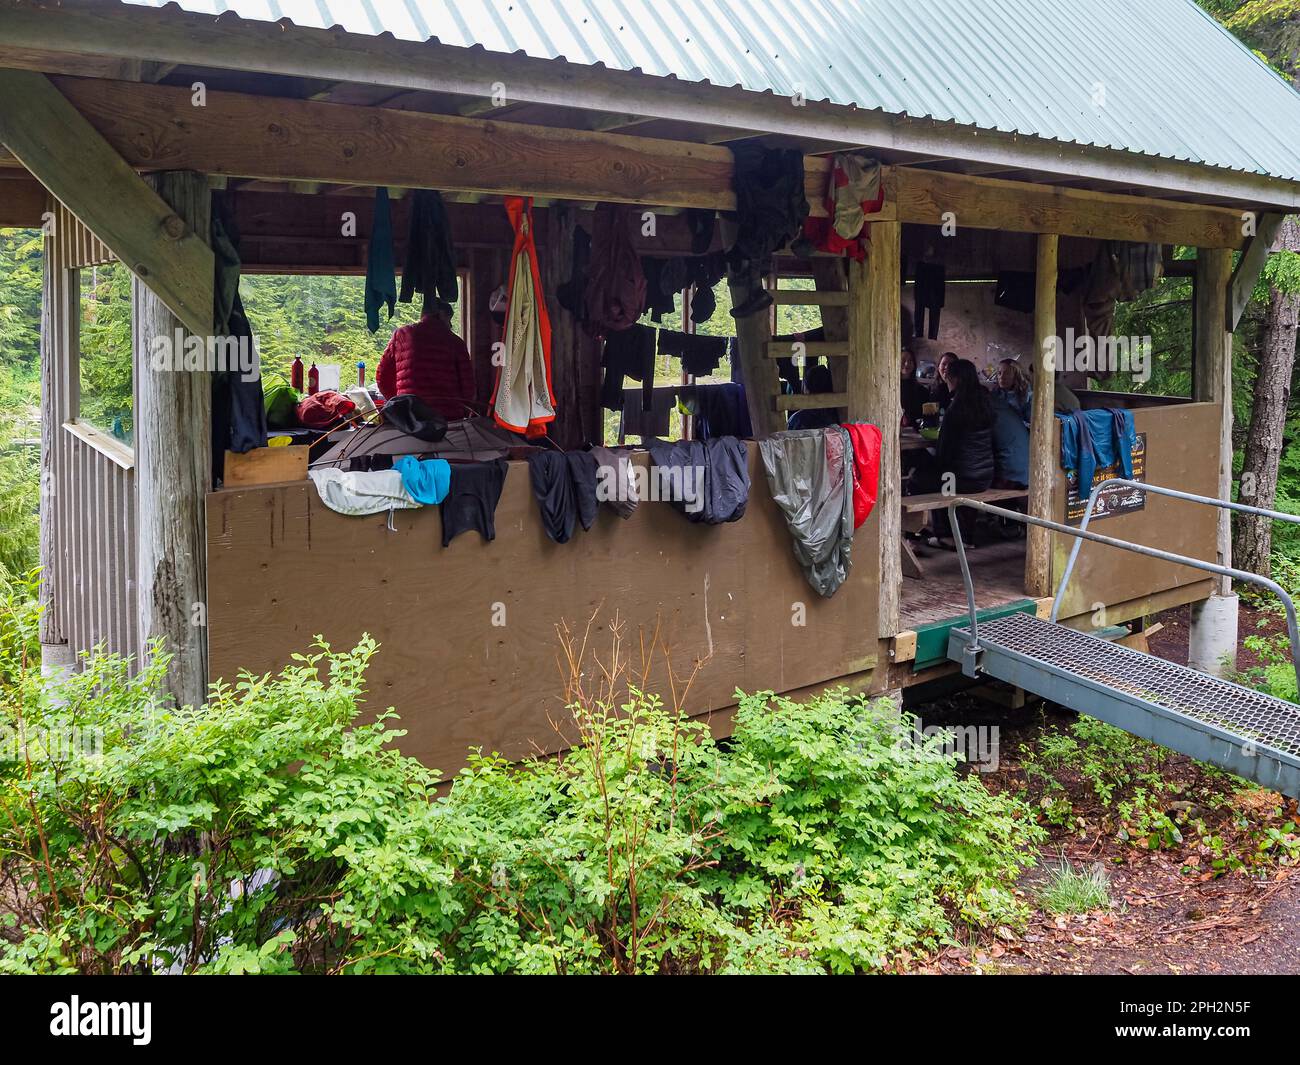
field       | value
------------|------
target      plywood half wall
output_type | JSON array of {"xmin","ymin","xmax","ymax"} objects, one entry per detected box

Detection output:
[{"xmin": 206, "ymin": 446, "xmax": 880, "ymax": 772}]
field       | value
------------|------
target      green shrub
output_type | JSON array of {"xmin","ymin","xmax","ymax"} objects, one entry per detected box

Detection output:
[{"xmin": 0, "ymin": 609, "xmax": 1042, "ymax": 974}]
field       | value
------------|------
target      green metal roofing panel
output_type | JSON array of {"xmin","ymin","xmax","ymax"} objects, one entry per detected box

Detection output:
[{"xmin": 121, "ymin": 0, "xmax": 1300, "ymax": 182}]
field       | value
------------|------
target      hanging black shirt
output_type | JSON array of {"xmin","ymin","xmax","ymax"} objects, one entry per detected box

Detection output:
[{"xmin": 441, "ymin": 459, "xmax": 509, "ymax": 547}]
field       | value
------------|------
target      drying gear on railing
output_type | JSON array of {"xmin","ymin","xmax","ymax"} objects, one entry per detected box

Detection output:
[
  {"xmin": 209, "ymin": 192, "xmax": 267, "ymax": 484},
  {"xmin": 1057, "ymin": 408, "xmax": 1137, "ymax": 491},
  {"xmin": 842, "ymin": 423, "xmax": 883, "ymax": 530},
  {"xmin": 491, "ymin": 197, "xmax": 557, "ymax": 436},
  {"xmin": 365, "ymin": 186, "xmax": 398, "ymax": 333},
  {"xmin": 584, "ymin": 204, "xmax": 646, "ymax": 335},
  {"xmin": 760, "ymin": 427, "xmax": 855, "ymax": 597},
  {"xmin": 727, "ymin": 144, "xmax": 809, "ymax": 317},
  {"xmin": 441, "ymin": 459, "xmax": 509, "ymax": 546},
  {"xmin": 798, "ymin": 153, "xmax": 884, "ymax": 261},
  {"xmin": 647, "ymin": 437, "xmax": 750, "ymax": 525},
  {"xmin": 400, "ymin": 188, "xmax": 459, "ymax": 318},
  {"xmin": 308, "ymin": 467, "xmax": 420, "ymax": 518}
]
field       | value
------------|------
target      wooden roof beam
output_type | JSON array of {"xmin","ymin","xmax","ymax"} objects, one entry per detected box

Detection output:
[
  {"xmin": 7, "ymin": 74, "xmax": 1250, "ymax": 249},
  {"xmin": 0, "ymin": 69, "xmax": 213, "ymax": 334}
]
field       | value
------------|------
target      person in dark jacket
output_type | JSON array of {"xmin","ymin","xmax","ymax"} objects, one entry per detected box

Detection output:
[
  {"xmin": 900, "ymin": 348, "xmax": 927, "ymax": 425},
  {"xmin": 931, "ymin": 350, "xmax": 958, "ymax": 410},
  {"xmin": 910, "ymin": 358, "xmax": 996, "ymax": 545}
]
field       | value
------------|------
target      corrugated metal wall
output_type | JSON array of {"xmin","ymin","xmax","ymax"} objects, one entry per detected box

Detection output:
[{"xmin": 39, "ymin": 199, "xmax": 139, "ymax": 660}]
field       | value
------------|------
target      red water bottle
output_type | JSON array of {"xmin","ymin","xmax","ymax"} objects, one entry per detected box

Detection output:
[
  {"xmin": 307, "ymin": 362, "xmax": 319, "ymax": 395},
  {"xmin": 290, "ymin": 355, "xmax": 304, "ymax": 391},
  {"xmin": 356, "ymin": 361, "xmax": 366, "ymax": 388}
]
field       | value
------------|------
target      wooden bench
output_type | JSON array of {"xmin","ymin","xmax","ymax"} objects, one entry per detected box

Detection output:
[{"xmin": 900, "ymin": 487, "xmax": 1029, "ymax": 578}]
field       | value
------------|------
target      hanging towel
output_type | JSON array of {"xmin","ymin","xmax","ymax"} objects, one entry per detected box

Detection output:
[
  {"xmin": 441, "ymin": 459, "xmax": 509, "ymax": 546},
  {"xmin": 393, "ymin": 454, "xmax": 451, "ymax": 505},
  {"xmin": 760, "ymin": 427, "xmax": 855, "ymax": 597},
  {"xmin": 842, "ymin": 423, "xmax": 883, "ymax": 529},
  {"xmin": 492, "ymin": 197, "xmax": 557, "ymax": 436},
  {"xmin": 400, "ymin": 189, "xmax": 459, "ymax": 316},
  {"xmin": 308, "ymin": 468, "xmax": 420, "ymax": 517},
  {"xmin": 365, "ymin": 186, "xmax": 397, "ymax": 332}
]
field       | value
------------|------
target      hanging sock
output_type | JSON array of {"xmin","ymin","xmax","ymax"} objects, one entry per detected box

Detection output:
[{"xmin": 491, "ymin": 197, "xmax": 557, "ymax": 436}]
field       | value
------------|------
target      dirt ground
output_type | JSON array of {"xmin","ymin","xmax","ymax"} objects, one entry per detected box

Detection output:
[{"xmin": 915, "ymin": 602, "xmax": 1300, "ymax": 975}]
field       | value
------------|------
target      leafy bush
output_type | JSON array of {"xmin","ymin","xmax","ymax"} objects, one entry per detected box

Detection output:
[{"xmin": 0, "ymin": 608, "xmax": 1042, "ymax": 974}]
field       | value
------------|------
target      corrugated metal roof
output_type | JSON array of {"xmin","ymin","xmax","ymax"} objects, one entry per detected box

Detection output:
[{"xmin": 121, "ymin": 0, "xmax": 1300, "ymax": 182}]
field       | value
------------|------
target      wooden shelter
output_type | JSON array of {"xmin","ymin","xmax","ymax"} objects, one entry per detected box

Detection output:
[{"xmin": 4, "ymin": 0, "xmax": 1300, "ymax": 772}]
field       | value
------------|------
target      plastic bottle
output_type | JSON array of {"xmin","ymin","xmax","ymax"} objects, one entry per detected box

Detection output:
[
  {"xmin": 356, "ymin": 361, "xmax": 366, "ymax": 388},
  {"xmin": 290, "ymin": 355, "xmax": 304, "ymax": 392},
  {"xmin": 307, "ymin": 362, "xmax": 320, "ymax": 395}
]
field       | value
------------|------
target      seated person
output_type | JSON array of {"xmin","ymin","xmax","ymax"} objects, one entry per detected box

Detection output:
[
  {"xmin": 910, "ymin": 358, "xmax": 996, "ymax": 545},
  {"xmin": 1020, "ymin": 356, "xmax": 1083, "ymax": 415},
  {"xmin": 996, "ymin": 357, "xmax": 1032, "ymax": 425},
  {"xmin": 900, "ymin": 348, "xmax": 927, "ymax": 425},
  {"xmin": 376, "ymin": 301, "xmax": 476, "ymax": 421},
  {"xmin": 931, "ymin": 350, "xmax": 958, "ymax": 410},
  {"xmin": 787, "ymin": 363, "xmax": 839, "ymax": 431},
  {"xmin": 990, "ymin": 391, "xmax": 1030, "ymax": 489}
]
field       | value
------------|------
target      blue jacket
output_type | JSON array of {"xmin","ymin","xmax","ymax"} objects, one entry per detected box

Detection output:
[
  {"xmin": 991, "ymin": 394, "xmax": 1030, "ymax": 486},
  {"xmin": 1057, "ymin": 408, "xmax": 1136, "ymax": 490}
]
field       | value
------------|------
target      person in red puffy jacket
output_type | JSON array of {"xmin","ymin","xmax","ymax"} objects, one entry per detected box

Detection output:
[{"xmin": 376, "ymin": 304, "xmax": 476, "ymax": 421}]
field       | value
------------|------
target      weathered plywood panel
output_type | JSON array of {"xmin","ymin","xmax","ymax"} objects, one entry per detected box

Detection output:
[
  {"xmin": 207, "ymin": 447, "xmax": 879, "ymax": 772},
  {"xmin": 1052, "ymin": 402, "xmax": 1221, "ymax": 621}
]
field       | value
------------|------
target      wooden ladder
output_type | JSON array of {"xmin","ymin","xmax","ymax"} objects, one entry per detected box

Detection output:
[{"xmin": 768, "ymin": 264, "xmax": 854, "ymax": 426}]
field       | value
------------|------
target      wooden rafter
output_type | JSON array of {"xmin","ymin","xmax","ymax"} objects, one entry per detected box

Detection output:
[
  {"xmin": 1228, "ymin": 212, "xmax": 1287, "ymax": 330},
  {"xmin": 0, "ymin": 70, "xmax": 213, "ymax": 334},
  {"xmin": 4, "ymin": 75, "xmax": 1255, "ymax": 249}
]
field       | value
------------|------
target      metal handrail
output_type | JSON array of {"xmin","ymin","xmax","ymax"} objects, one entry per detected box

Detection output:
[
  {"xmin": 944, "ymin": 498, "xmax": 1300, "ymax": 694},
  {"xmin": 1054, "ymin": 478, "xmax": 1300, "ymax": 623}
]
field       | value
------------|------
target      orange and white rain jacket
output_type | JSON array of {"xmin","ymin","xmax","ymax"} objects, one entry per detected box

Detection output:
[{"xmin": 492, "ymin": 197, "xmax": 556, "ymax": 436}]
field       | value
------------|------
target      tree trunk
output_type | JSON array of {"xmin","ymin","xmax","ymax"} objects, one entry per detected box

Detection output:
[{"xmin": 1235, "ymin": 216, "xmax": 1300, "ymax": 575}]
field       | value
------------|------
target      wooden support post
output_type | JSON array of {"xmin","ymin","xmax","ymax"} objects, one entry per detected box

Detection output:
[
  {"xmin": 853, "ymin": 220, "xmax": 902, "ymax": 637},
  {"xmin": 1025, "ymin": 233, "xmax": 1059, "ymax": 598},
  {"xmin": 135, "ymin": 171, "xmax": 212, "ymax": 711},
  {"xmin": 1194, "ymin": 247, "xmax": 1235, "ymax": 594},
  {"xmin": 37, "ymin": 209, "xmax": 64, "ymax": 653}
]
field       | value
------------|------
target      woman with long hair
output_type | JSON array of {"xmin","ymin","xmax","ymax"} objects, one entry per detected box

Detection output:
[
  {"xmin": 911, "ymin": 357, "xmax": 996, "ymax": 546},
  {"xmin": 996, "ymin": 357, "xmax": 1032, "ymax": 424}
]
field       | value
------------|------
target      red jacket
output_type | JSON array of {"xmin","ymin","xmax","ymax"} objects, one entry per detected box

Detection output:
[{"xmin": 377, "ymin": 316, "xmax": 475, "ymax": 421}]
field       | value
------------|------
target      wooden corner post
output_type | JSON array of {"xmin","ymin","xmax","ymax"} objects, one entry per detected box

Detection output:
[
  {"xmin": 134, "ymin": 171, "xmax": 213, "ymax": 711},
  {"xmin": 852, "ymin": 219, "xmax": 902, "ymax": 637},
  {"xmin": 1026, "ymin": 233, "xmax": 1059, "ymax": 597},
  {"xmin": 1194, "ymin": 246, "xmax": 1235, "ymax": 593}
]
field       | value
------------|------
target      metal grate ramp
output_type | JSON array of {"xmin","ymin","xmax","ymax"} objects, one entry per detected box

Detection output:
[{"xmin": 947, "ymin": 611, "xmax": 1300, "ymax": 797}]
